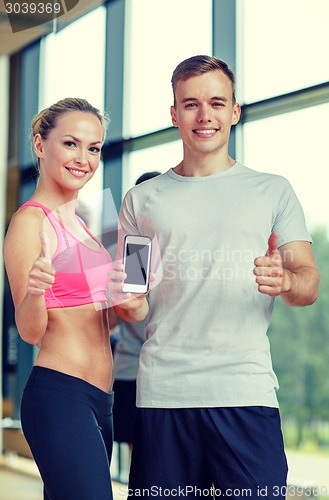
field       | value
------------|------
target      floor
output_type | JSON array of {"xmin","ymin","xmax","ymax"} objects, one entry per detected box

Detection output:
[
  {"xmin": 1, "ymin": 450, "xmax": 329, "ymax": 499},
  {"xmin": 0, "ymin": 466, "xmax": 43, "ymax": 500},
  {"xmin": 0, "ymin": 456, "xmax": 126, "ymax": 500}
]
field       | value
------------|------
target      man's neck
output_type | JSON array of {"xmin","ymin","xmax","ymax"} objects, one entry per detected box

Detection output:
[{"xmin": 174, "ymin": 155, "xmax": 236, "ymax": 177}]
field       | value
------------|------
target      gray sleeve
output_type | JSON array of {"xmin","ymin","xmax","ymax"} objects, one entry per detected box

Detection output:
[{"xmin": 273, "ymin": 177, "xmax": 312, "ymax": 247}]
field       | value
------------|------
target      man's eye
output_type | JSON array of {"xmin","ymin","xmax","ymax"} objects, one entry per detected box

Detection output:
[{"xmin": 185, "ymin": 103, "xmax": 197, "ymax": 108}]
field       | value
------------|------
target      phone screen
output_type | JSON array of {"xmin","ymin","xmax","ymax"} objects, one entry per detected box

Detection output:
[{"xmin": 125, "ymin": 243, "xmax": 150, "ymax": 285}]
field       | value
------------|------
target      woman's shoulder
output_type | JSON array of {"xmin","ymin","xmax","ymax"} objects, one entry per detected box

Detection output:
[
  {"xmin": 5, "ymin": 203, "xmax": 46, "ymax": 250},
  {"xmin": 12, "ymin": 202, "xmax": 46, "ymax": 228}
]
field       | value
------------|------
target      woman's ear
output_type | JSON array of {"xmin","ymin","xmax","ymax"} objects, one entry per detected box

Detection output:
[{"xmin": 33, "ymin": 134, "xmax": 44, "ymax": 159}]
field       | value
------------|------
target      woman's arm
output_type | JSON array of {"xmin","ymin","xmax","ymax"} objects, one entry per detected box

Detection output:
[{"xmin": 3, "ymin": 210, "xmax": 55, "ymax": 344}]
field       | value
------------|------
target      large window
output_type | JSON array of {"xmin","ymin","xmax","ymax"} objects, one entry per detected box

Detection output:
[
  {"xmin": 241, "ymin": 0, "xmax": 329, "ymax": 103},
  {"xmin": 40, "ymin": 7, "xmax": 106, "ymax": 110}
]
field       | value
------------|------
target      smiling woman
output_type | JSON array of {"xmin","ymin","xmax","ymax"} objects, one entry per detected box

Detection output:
[
  {"xmin": 3, "ymin": 97, "xmax": 116, "ymax": 500},
  {"xmin": 34, "ymin": 111, "xmax": 103, "ymax": 192}
]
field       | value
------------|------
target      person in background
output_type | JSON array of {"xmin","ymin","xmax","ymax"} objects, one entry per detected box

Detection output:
[
  {"xmin": 108, "ymin": 171, "xmax": 160, "ymax": 453},
  {"xmin": 109, "ymin": 55, "xmax": 319, "ymax": 499},
  {"xmin": 3, "ymin": 98, "xmax": 115, "ymax": 500}
]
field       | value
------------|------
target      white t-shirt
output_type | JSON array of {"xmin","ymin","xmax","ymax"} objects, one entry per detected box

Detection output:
[{"xmin": 117, "ymin": 162, "xmax": 311, "ymax": 408}]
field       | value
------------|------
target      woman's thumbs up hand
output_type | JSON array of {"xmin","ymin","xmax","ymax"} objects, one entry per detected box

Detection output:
[{"xmin": 27, "ymin": 231, "xmax": 55, "ymax": 295}]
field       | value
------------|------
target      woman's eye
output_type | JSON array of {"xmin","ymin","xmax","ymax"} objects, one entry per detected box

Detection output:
[
  {"xmin": 64, "ymin": 141, "xmax": 76, "ymax": 147},
  {"xmin": 89, "ymin": 147, "xmax": 101, "ymax": 153}
]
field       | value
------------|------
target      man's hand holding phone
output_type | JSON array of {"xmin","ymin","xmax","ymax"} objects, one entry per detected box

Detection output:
[
  {"xmin": 107, "ymin": 260, "xmax": 136, "ymax": 303},
  {"xmin": 108, "ymin": 235, "xmax": 154, "ymax": 322}
]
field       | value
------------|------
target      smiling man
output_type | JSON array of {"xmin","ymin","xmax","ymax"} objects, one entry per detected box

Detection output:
[
  {"xmin": 109, "ymin": 55, "xmax": 319, "ymax": 499},
  {"xmin": 170, "ymin": 59, "xmax": 240, "ymax": 175}
]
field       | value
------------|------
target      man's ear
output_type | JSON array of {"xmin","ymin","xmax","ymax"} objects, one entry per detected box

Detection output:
[
  {"xmin": 231, "ymin": 103, "xmax": 241, "ymax": 126},
  {"xmin": 33, "ymin": 134, "xmax": 44, "ymax": 159},
  {"xmin": 170, "ymin": 105, "xmax": 179, "ymax": 128}
]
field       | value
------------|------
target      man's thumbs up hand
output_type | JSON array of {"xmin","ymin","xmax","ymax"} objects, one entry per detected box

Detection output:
[{"xmin": 253, "ymin": 232, "xmax": 284, "ymax": 297}]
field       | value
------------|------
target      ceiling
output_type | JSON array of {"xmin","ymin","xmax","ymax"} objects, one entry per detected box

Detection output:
[{"xmin": 0, "ymin": 0, "xmax": 105, "ymax": 56}]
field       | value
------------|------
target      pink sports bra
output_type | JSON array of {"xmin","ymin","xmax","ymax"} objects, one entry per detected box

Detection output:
[{"xmin": 20, "ymin": 201, "xmax": 112, "ymax": 309}]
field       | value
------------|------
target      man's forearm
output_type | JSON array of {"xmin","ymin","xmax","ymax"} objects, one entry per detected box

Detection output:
[
  {"xmin": 114, "ymin": 296, "xmax": 149, "ymax": 323},
  {"xmin": 281, "ymin": 265, "xmax": 319, "ymax": 306}
]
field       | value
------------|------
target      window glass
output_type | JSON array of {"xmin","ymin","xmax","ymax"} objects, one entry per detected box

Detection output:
[
  {"xmin": 241, "ymin": 0, "xmax": 329, "ymax": 103},
  {"xmin": 124, "ymin": 0, "xmax": 212, "ymax": 137},
  {"xmin": 39, "ymin": 7, "xmax": 106, "ymax": 234},
  {"xmin": 123, "ymin": 141, "xmax": 182, "ymax": 194},
  {"xmin": 40, "ymin": 7, "xmax": 106, "ymax": 110},
  {"xmin": 242, "ymin": 104, "xmax": 329, "ymax": 234}
]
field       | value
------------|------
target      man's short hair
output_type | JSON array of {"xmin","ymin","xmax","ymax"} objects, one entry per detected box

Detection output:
[{"xmin": 171, "ymin": 55, "xmax": 236, "ymax": 105}]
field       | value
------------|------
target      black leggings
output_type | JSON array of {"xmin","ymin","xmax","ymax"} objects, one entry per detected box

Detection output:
[{"xmin": 21, "ymin": 366, "xmax": 114, "ymax": 500}]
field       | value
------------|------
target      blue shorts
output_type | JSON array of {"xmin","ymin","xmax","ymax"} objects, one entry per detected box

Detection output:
[
  {"xmin": 128, "ymin": 407, "xmax": 288, "ymax": 499},
  {"xmin": 113, "ymin": 379, "xmax": 137, "ymax": 444},
  {"xmin": 21, "ymin": 366, "xmax": 114, "ymax": 500}
]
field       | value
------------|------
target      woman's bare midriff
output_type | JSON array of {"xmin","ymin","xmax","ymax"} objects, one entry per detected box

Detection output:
[{"xmin": 34, "ymin": 303, "xmax": 113, "ymax": 393}]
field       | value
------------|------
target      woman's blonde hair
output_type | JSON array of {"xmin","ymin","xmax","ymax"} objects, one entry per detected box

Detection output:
[{"xmin": 32, "ymin": 97, "xmax": 110, "ymax": 141}]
